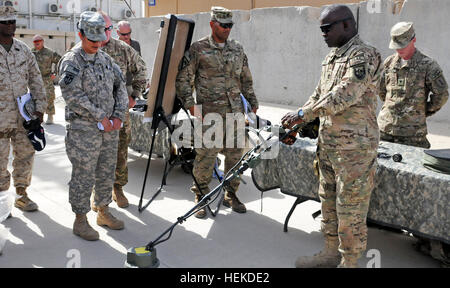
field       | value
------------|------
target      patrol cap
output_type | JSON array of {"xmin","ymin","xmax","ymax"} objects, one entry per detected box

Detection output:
[
  {"xmin": 0, "ymin": 4, "xmax": 17, "ymax": 21},
  {"xmin": 77, "ymin": 11, "xmax": 106, "ymax": 42},
  {"xmin": 32, "ymin": 34, "xmax": 43, "ymax": 42},
  {"xmin": 211, "ymin": 6, "xmax": 233, "ymax": 24},
  {"xmin": 389, "ymin": 22, "xmax": 415, "ymax": 49}
]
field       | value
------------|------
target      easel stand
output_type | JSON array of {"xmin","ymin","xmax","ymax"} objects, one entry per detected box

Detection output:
[{"xmin": 137, "ymin": 15, "xmax": 223, "ymax": 214}]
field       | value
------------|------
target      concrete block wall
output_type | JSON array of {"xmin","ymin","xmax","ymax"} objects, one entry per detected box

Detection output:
[
  {"xmin": 130, "ymin": 0, "xmax": 450, "ymax": 123},
  {"xmin": 15, "ymin": 29, "xmax": 75, "ymax": 56}
]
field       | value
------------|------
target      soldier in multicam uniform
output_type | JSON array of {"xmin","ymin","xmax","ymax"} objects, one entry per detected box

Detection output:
[
  {"xmin": 31, "ymin": 34, "xmax": 61, "ymax": 125},
  {"xmin": 176, "ymin": 7, "xmax": 259, "ymax": 218},
  {"xmin": 94, "ymin": 11, "xmax": 147, "ymax": 210},
  {"xmin": 282, "ymin": 5, "xmax": 381, "ymax": 268},
  {"xmin": 117, "ymin": 20, "xmax": 141, "ymax": 55},
  {"xmin": 378, "ymin": 22, "xmax": 449, "ymax": 149},
  {"xmin": 58, "ymin": 11, "xmax": 128, "ymax": 241},
  {"xmin": 0, "ymin": 5, "xmax": 47, "ymax": 213}
]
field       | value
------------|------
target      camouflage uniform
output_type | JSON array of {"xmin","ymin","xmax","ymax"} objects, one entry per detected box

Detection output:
[
  {"xmin": 176, "ymin": 8, "xmax": 258, "ymax": 204},
  {"xmin": 378, "ymin": 23, "xmax": 449, "ymax": 149},
  {"xmin": 0, "ymin": 6, "xmax": 47, "ymax": 195},
  {"xmin": 58, "ymin": 44, "xmax": 128, "ymax": 214},
  {"xmin": 101, "ymin": 37, "xmax": 147, "ymax": 189},
  {"xmin": 32, "ymin": 46, "xmax": 61, "ymax": 116},
  {"xmin": 299, "ymin": 35, "xmax": 381, "ymax": 259}
]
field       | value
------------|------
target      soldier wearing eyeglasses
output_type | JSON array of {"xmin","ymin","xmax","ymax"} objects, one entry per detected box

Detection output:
[
  {"xmin": 94, "ymin": 11, "xmax": 147, "ymax": 211},
  {"xmin": 378, "ymin": 22, "xmax": 448, "ymax": 148},
  {"xmin": 117, "ymin": 20, "xmax": 141, "ymax": 55},
  {"xmin": 176, "ymin": 6, "xmax": 259, "ymax": 219},
  {"xmin": 0, "ymin": 5, "xmax": 47, "ymax": 213},
  {"xmin": 281, "ymin": 5, "xmax": 382, "ymax": 268}
]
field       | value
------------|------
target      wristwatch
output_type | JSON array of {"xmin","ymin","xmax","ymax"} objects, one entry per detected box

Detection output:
[{"xmin": 297, "ymin": 109, "xmax": 304, "ymax": 118}]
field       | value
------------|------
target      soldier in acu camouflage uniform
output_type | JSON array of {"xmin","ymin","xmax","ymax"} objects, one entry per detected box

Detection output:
[
  {"xmin": 58, "ymin": 11, "xmax": 128, "ymax": 241},
  {"xmin": 176, "ymin": 7, "xmax": 259, "ymax": 219},
  {"xmin": 0, "ymin": 5, "xmax": 47, "ymax": 213},
  {"xmin": 282, "ymin": 5, "xmax": 381, "ymax": 268},
  {"xmin": 378, "ymin": 22, "xmax": 449, "ymax": 149},
  {"xmin": 31, "ymin": 34, "xmax": 61, "ymax": 125},
  {"xmin": 95, "ymin": 11, "xmax": 147, "ymax": 210}
]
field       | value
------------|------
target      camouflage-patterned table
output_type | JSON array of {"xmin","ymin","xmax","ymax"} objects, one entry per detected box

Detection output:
[
  {"xmin": 251, "ymin": 138, "xmax": 450, "ymax": 244},
  {"xmin": 129, "ymin": 110, "xmax": 171, "ymax": 159}
]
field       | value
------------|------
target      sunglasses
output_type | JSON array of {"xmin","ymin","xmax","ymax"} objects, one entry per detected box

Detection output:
[
  {"xmin": 118, "ymin": 31, "xmax": 132, "ymax": 36},
  {"xmin": 218, "ymin": 22, "xmax": 233, "ymax": 29},
  {"xmin": 105, "ymin": 25, "xmax": 113, "ymax": 31},
  {"xmin": 320, "ymin": 17, "xmax": 351, "ymax": 33},
  {"xmin": 0, "ymin": 20, "xmax": 16, "ymax": 25},
  {"xmin": 33, "ymin": 40, "xmax": 43, "ymax": 43},
  {"xmin": 86, "ymin": 38, "xmax": 101, "ymax": 43}
]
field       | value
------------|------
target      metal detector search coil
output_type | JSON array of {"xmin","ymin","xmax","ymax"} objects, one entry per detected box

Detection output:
[{"xmin": 124, "ymin": 246, "xmax": 160, "ymax": 268}]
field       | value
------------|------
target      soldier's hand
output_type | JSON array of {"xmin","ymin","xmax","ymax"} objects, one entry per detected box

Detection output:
[
  {"xmin": 128, "ymin": 96, "xmax": 136, "ymax": 109},
  {"xmin": 50, "ymin": 74, "xmax": 56, "ymax": 80},
  {"xmin": 101, "ymin": 117, "xmax": 114, "ymax": 132},
  {"xmin": 111, "ymin": 117, "xmax": 122, "ymax": 130},
  {"xmin": 281, "ymin": 111, "xmax": 303, "ymax": 129},
  {"xmin": 34, "ymin": 112, "xmax": 44, "ymax": 124},
  {"xmin": 280, "ymin": 130, "xmax": 298, "ymax": 145}
]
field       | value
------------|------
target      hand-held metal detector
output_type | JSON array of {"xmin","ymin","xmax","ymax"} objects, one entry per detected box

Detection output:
[{"xmin": 126, "ymin": 122, "xmax": 308, "ymax": 268}]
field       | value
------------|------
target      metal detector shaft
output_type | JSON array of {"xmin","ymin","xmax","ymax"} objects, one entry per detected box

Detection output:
[{"xmin": 143, "ymin": 123, "xmax": 303, "ymax": 251}]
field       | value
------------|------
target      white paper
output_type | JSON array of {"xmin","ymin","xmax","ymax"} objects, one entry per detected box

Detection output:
[{"xmin": 16, "ymin": 93, "xmax": 32, "ymax": 122}]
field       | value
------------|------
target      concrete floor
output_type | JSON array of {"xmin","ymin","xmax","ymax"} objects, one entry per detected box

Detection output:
[{"xmin": 0, "ymin": 94, "xmax": 447, "ymax": 268}]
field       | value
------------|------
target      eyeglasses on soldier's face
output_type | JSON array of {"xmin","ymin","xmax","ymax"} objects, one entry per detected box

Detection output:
[
  {"xmin": 320, "ymin": 17, "xmax": 351, "ymax": 33},
  {"xmin": 105, "ymin": 25, "xmax": 113, "ymax": 32},
  {"xmin": 118, "ymin": 31, "xmax": 131, "ymax": 36},
  {"xmin": 0, "ymin": 20, "xmax": 16, "ymax": 25},
  {"xmin": 218, "ymin": 22, "xmax": 233, "ymax": 29}
]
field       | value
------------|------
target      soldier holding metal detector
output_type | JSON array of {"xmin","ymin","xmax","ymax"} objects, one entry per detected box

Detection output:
[
  {"xmin": 281, "ymin": 5, "xmax": 382, "ymax": 268},
  {"xmin": 176, "ymin": 7, "xmax": 259, "ymax": 219}
]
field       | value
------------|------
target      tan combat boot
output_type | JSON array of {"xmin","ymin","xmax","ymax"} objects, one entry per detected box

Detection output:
[
  {"xmin": 295, "ymin": 236, "xmax": 341, "ymax": 268},
  {"xmin": 46, "ymin": 114, "xmax": 54, "ymax": 125},
  {"xmin": 194, "ymin": 194, "xmax": 207, "ymax": 219},
  {"xmin": 73, "ymin": 214, "xmax": 99, "ymax": 241},
  {"xmin": 113, "ymin": 184, "xmax": 129, "ymax": 208},
  {"xmin": 337, "ymin": 254, "xmax": 359, "ymax": 268},
  {"xmin": 97, "ymin": 206, "xmax": 124, "ymax": 230},
  {"xmin": 222, "ymin": 191, "xmax": 246, "ymax": 213},
  {"xmin": 15, "ymin": 187, "xmax": 38, "ymax": 212}
]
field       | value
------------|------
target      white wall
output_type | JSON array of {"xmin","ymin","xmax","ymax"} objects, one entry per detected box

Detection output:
[{"xmin": 130, "ymin": 0, "xmax": 450, "ymax": 123}]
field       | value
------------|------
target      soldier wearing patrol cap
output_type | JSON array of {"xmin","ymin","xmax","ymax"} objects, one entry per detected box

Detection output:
[
  {"xmin": 378, "ymin": 21, "xmax": 449, "ymax": 148},
  {"xmin": 176, "ymin": 6, "xmax": 259, "ymax": 218},
  {"xmin": 0, "ymin": 4, "xmax": 47, "ymax": 213},
  {"xmin": 31, "ymin": 34, "xmax": 61, "ymax": 125},
  {"xmin": 58, "ymin": 11, "xmax": 128, "ymax": 241}
]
